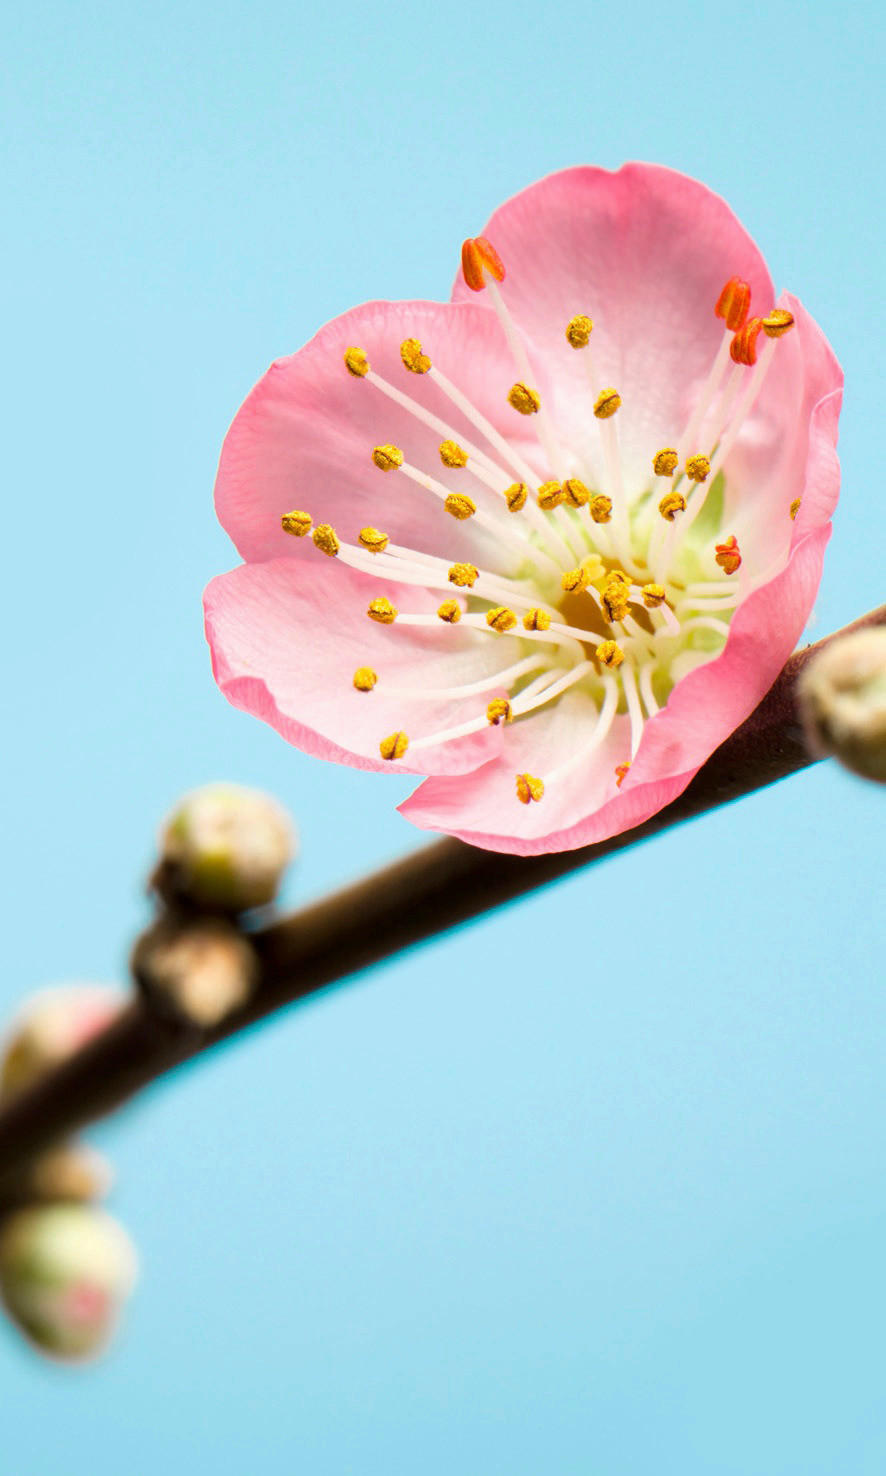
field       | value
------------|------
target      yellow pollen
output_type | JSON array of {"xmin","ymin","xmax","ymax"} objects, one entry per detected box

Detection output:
[
  {"xmin": 486, "ymin": 698, "xmax": 513, "ymax": 725},
  {"xmin": 594, "ymin": 387, "xmax": 622, "ymax": 419},
  {"xmin": 589, "ymin": 494, "xmax": 612, "ymax": 524},
  {"xmin": 439, "ymin": 439, "xmax": 468, "ymax": 468},
  {"xmin": 448, "ymin": 562, "xmax": 479, "ymax": 587},
  {"xmin": 523, "ymin": 607, "xmax": 551, "ymax": 631},
  {"xmin": 790, "ymin": 498, "xmax": 802, "ymax": 521},
  {"xmin": 562, "ymin": 477, "xmax": 590, "ymax": 508},
  {"xmin": 642, "ymin": 582, "xmax": 667, "ymax": 608},
  {"xmin": 344, "ymin": 346, "xmax": 369, "ymax": 377},
  {"xmin": 763, "ymin": 308, "xmax": 795, "ymax": 338},
  {"xmin": 358, "ymin": 526, "xmax": 389, "ymax": 554},
  {"xmin": 615, "ymin": 761, "xmax": 631, "ymax": 787},
  {"xmin": 659, "ymin": 489, "xmax": 686, "ymax": 521},
  {"xmin": 437, "ymin": 599, "xmax": 461, "ymax": 623},
  {"xmin": 281, "ymin": 509, "xmax": 312, "ymax": 537},
  {"xmin": 380, "ymin": 732, "xmax": 409, "ymax": 761},
  {"xmin": 445, "ymin": 492, "xmax": 476, "ymax": 520},
  {"xmin": 602, "ymin": 584, "xmax": 630, "ymax": 623},
  {"xmin": 507, "ymin": 382, "xmax": 541, "ymax": 415},
  {"xmin": 685, "ymin": 453, "xmax": 711, "ymax": 483},
  {"xmin": 580, "ymin": 553, "xmax": 605, "ymax": 583},
  {"xmin": 312, "ymin": 523, "xmax": 340, "ymax": 557},
  {"xmin": 400, "ymin": 337, "xmax": 431, "ymax": 373},
  {"xmin": 565, "ymin": 314, "xmax": 594, "ymax": 348},
  {"xmin": 653, "ymin": 447, "xmax": 679, "ymax": 477},
  {"xmin": 596, "ymin": 639, "xmax": 625, "ymax": 668},
  {"xmin": 537, "ymin": 480, "xmax": 564, "ymax": 510},
  {"xmin": 515, "ymin": 773, "xmax": 544, "ymax": 804},
  {"xmin": 504, "ymin": 481, "xmax": 528, "ymax": 511},
  {"xmin": 486, "ymin": 606, "xmax": 518, "ymax": 633},
  {"xmin": 372, "ymin": 444, "xmax": 403, "ymax": 471},
  {"xmin": 353, "ymin": 667, "xmax": 377, "ymax": 692},
  {"xmin": 561, "ymin": 566, "xmax": 590, "ymax": 594},
  {"xmin": 367, "ymin": 596, "xmax": 397, "ymax": 624},
  {"xmin": 607, "ymin": 569, "xmax": 631, "ymax": 586},
  {"xmin": 715, "ymin": 535, "xmax": 742, "ymax": 575}
]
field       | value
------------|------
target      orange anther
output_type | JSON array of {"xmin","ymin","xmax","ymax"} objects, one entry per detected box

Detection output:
[
  {"xmin": 714, "ymin": 534, "xmax": 742, "ymax": 575},
  {"xmin": 615, "ymin": 761, "xmax": 631, "ymax": 788},
  {"xmin": 730, "ymin": 316, "xmax": 764, "ymax": 366},
  {"xmin": 461, "ymin": 236, "xmax": 505, "ymax": 292},
  {"xmin": 715, "ymin": 277, "xmax": 751, "ymax": 332}
]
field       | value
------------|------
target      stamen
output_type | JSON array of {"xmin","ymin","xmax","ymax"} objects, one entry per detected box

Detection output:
[
  {"xmin": 400, "ymin": 338, "xmax": 431, "ymax": 374},
  {"xmin": 596, "ymin": 640, "xmax": 624, "ymax": 669},
  {"xmin": 380, "ymin": 732, "xmax": 409, "ymax": 761},
  {"xmin": 593, "ymin": 388, "xmax": 621, "ymax": 420},
  {"xmin": 516, "ymin": 773, "xmax": 544, "ymax": 805},
  {"xmin": 353, "ymin": 667, "xmax": 377, "ymax": 692},
  {"xmin": 642, "ymin": 583, "xmax": 666, "ymax": 608},
  {"xmin": 372, "ymin": 444, "xmax": 404, "ymax": 471},
  {"xmin": 437, "ymin": 599, "xmax": 462, "ymax": 623},
  {"xmin": 715, "ymin": 277, "xmax": 751, "ymax": 331},
  {"xmin": 368, "ymin": 596, "xmax": 398, "ymax": 624},
  {"xmin": 638, "ymin": 663, "xmax": 659, "ymax": 716},
  {"xmin": 449, "ymin": 562, "xmax": 479, "ymax": 587},
  {"xmin": 281, "ymin": 509, "xmax": 313, "ymax": 537},
  {"xmin": 358, "ymin": 527, "xmax": 390, "ymax": 554},
  {"xmin": 762, "ymin": 309, "xmax": 794, "ymax": 338},
  {"xmin": 659, "ymin": 490, "xmax": 686, "ymax": 521},
  {"xmin": 615, "ymin": 761, "xmax": 631, "ymax": 787},
  {"xmin": 685, "ymin": 454, "xmax": 710, "ymax": 483},
  {"xmin": 444, "ymin": 492, "xmax": 476, "ymax": 520},
  {"xmin": 461, "ymin": 236, "xmax": 505, "ymax": 291},
  {"xmin": 487, "ymin": 698, "xmax": 513, "ymax": 725},
  {"xmin": 312, "ymin": 523, "xmax": 340, "ymax": 557},
  {"xmin": 511, "ymin": 659, "xmax": 595, "ymax": 717},
  {"xmin": 344, "ymin": 347, "xmax": 370, "ymax": 378},
  {"xmin": 508, "ymin": 382, "xmax": 541, "ymax": 416},
  {"xmin": 653, "ymin": 448, "xmax": 679, "ymax": 477},
  {"xmin": 505, "ymin": 482, "xmax": 528, "ymax": 511},
  {"xmin": 589, "ymin": 494, "xmax": 612, "ymax": 524},
  {"xmin": 562, "ymin": 477, "xmax": 590, "ymax": 508},
  {"xmin": 601, "ymin": 581, "xmax": 630, "ymax": 623},
  {"xmin": 714, "ymin": 535, "xmax": 742, "ymax": 574},
  {"xmin": 621, "ymin": 661, "xmax": 644, "ymax": 757},
  {"xmin": 537, "ymin": 480, "xmax": 564, "ymax": 510},
  {"xmin": 523, "ymin": 608, "xmax": 551, "ymax": 631},
  {"xmin": 565, "ymin": 314, "xmax": 593, "ymax": 348},
  {"xmin": 487, "ymin": 607, "xmax": 518, "ymax": 633},
  {"xmin": 730, "ymin": 317, "xmax": 764, "ymax": 366},
  {"xmin": 382, "ymin": 654, "xmax": 544, "ymax": 702},
  {"xmin": 439, "ymin": 439, "xmax": 469, "ymax": 468},
  {"xmin": 790, "ymin": 498, "xmax": 801, "ymax": 521},
  {"xmin": 561, "ymin": 566, "xmax": 590, "ymax": 594}
]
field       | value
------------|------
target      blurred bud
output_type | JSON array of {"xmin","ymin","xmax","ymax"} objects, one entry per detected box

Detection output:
[
  {"xmin": 19, "ymin": 1145, "xmax": 113, "ymax": 1206},
  {"xmin": 0, "ymin": 1204, "xmax": 137, "ymax": 1361},
  {"xmin": 0, "ymin": 986, "xmax": 124, "ymax": 1102},
  {"xmin": 155, "ymin": 784, "xmax": 296, "ymax": 912},
  {"xmin": 798, "ymin": 627, "xmax": 886, "ymax": 783},
  {"xmin": 132, "ymin": 914, "xmax": 258, "ymax": 1028}
]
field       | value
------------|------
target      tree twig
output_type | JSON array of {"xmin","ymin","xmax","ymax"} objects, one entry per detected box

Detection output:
[{"xmin": 0, "ymin": 605, "xmax": 882, "ymax": 1186}]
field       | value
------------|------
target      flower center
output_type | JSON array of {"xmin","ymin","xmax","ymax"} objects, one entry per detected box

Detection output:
[{"xmin": 282, "ymin": 249, "xmax": 797, "ymax": 807}]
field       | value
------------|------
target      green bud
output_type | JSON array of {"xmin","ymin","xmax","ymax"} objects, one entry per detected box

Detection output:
[
  {"xmin": 156, "ymin": 784, "xmax": 295, "ymax": 912},
  {"xmin": 0, "ymin": 1205, "xmax": 137, "ymax": 1361},
  {"xmin": 798, "ymin": 627, "xmax": 886, "ymax": 783}
]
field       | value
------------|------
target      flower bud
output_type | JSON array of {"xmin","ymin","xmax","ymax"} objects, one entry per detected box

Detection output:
[
  {"xmin": 155, "ymin": 784, "xmax": 295, "ymax": 912},
  {"xmin": 0, "ymin": 1204, "xmax": 137, "ymax": 1361},
  {"xmin": 132, "ymin": 915, "xmax": 258, "ymax": 1028},
  {"xmin": 0, "ymin": 987, "xmax": 123, "ymax": 1102},
  {"xmin": 797, "ymin": 627, "xmax": 886, "ymax": 783}
]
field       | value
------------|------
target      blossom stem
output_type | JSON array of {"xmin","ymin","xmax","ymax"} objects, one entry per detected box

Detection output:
[{"xmin": 0, "ymin": 605, "xmax": 882, "ymax": 1188}]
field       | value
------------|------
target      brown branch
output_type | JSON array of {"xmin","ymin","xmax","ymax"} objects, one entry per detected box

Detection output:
[{"xmin": 0, "ymin": 604, "xmax": 882, "ymax": 1187}]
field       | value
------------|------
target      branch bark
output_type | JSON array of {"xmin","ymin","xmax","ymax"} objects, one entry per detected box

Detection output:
[{"xmin": 0, "ymin": 605, "xmax": 882, "ymax": 1187}]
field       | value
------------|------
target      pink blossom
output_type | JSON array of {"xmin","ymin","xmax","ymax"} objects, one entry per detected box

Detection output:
[{"xmin": 205, "ymin": 164, "xmax": 842, "ymax": 855}]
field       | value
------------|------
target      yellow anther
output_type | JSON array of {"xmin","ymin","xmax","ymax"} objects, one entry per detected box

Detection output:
[
  {"xmin": 507, "ymin": 382, "xmax": 541, "ymax": 415},
  {"xmin": 562, "ymin": 477, "xmax": 590, "ymax": 508},
  {"xmin": 437, "ymin": 599, "xmax": 462, "ymax": 623},
  {"xmin": 715, "ymin": 535, "xmax": 742, "ymax": 575},
  {"xmin": 504, "ymin": 481, "xmax": 528, "ymax": 511},
  {"xmin": 281, "ymin": 509, "xmax": 312, "ymax": 537},
  {"xmin": 372, "ymin": 444, "xmax": 403, "ymax": 471},
  {"xmin": 353, "ymin": 667, "xmax": 377, "ymax": 692},
  {"xmin": 448, "ymin": 562, "xmax": 479, "ymax": 588},
  {"xmin": 486, "ymin": 606, "xmax": 518, "ymax": 633},
  {"xmin": 607, "ymin": 569, "xmax": 631, "ymax": 586},
  {"xmin": 642, "ymin": 583, "xmax": 667, "ymax": 608},
  {"xmin": 537, "ymin": 480, "xmax": 564, "ymax": 510},
  {"xmin": 602, "ymin": 583, "xmax": 630, "ymax": 623},
  {"xmin": 763, "ymin": 308, "xmax": 795, "ymax": 338},
  {"xmin": 344, "ymin": 346, "xmax": 369, "ymax": 378},
  {"xmin": 565, "ymin": 314, "xmax": 593, "ymax": 348},
  {"xmin": 615, "ymin": 761, "xmax": 631, "ymax": 787},
  {"xmin": 653, "ymin": 447, "xmax": 678, "ymax": 477},
  {"xmin": 439, "ymin": 439, "xmax": 468, "ymax": 468},
  {"xmin": 486, "ymin": 698, "xmax": 513, "ymax": 725},
  {"xmin": 790, "ymin": 498, "xmax": 802, "ymax": 521},
  {"xmin": 594, "ymin": 387, "xmax": 622, "ymax": 419},
  {"xmin": 589, "ymin": 494, "xmax": 612, "ymax": 524},
  {"xmin": 523, "ymin": 607, "xmax": 551, "ymax": 631},
  {"xmin": 580, "ymin": 553, "xmax": 605, "ymax": 583},
  {"xmin": 312, "ymin": 523, "xmax": 340, "ymax": 557},
  {"xmin": 444, "ymin": 492, "xmax": 476, "ymax": 520},
  {"xmin": 515, "ymin": 772, "xmax": 544, "ymax": 804},
  {"xmin": 596, "ymin": 639, "xmax": 625, "ymax": 668},
  {"xmin": 685, "ymin": 453, "xmax": 711, "ymax": 483},
  {"xmin": 561, "ymin": 566, "xmax": 590, "ymax": 594},
  {"xmin": 659, "ymin": 489, "xmax": 686, "ymax": 521},
  {"xmin": 358, "ymin": 526, "xmax": 389, "ymax": 554},
  {"xmin": 367, "ymin": 596, "xmax": 397, "ymax": 624},
  {"xmin": 379, "ymin": 732, "xmax": 409, "ymax": 761},
  {"xmin": 400, "ymin": 337, "xmax": 431, "ymax": 373}
]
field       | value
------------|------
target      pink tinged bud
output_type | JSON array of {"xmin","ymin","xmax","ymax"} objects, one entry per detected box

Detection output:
[
  {"xmin": 0, "ymin": 986, "xmax": 123, "ymax": 1102},
  {"xmin": 155, "ymin": 784, "xmax": 296, "ymax": 913},
  {"xmin": 460, "ymin": 236, "xmax": 505, "ymax": 291},
  {"xmin": 0, "ymin": 1205, "xmax": 137, "ymax": 1362},
  {"xmin": 797, "ymin": 627, "xmax": 886, "ymax": 783}
]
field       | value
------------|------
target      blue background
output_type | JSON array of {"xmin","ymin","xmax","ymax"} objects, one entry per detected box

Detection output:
[{"xmin": 1, "ymin": 0, "xmax": 883, "ymax": 1470}]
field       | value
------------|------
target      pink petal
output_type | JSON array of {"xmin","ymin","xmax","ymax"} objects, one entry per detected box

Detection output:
[{"xmin": 204, "ymin": 558, "xmax": 514, "ymax": 775}]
